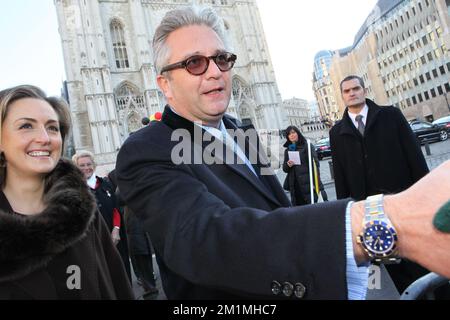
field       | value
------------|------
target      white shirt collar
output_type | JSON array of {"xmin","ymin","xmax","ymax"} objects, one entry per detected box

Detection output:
[
  {"xmin": 348, "ymin": 104, "xmax": 368, "ymax": 129},
  {"xmin": 200, "ymin": 120, "xmax": 258, "ymax": 176},
  {"xmin": 201, "ymin": 120, "xmax": 226, "ymax": 142},
  {"xmin": 171, "ymin": 105, "xmax": 224, "ymax": 140},
  {"xmin": 87, "ymin": 174, "xmax": 97, "ymax": 189}
]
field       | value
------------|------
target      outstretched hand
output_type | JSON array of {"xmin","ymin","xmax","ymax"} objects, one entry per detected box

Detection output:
[{"xmin": 386, "ymin": 160, "xmax": 450, "ymax": 278}]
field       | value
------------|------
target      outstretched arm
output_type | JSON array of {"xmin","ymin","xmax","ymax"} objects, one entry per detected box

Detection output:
[{"xmin": 350, "ymin": 160, "xmax": 450, "ymax": 278}]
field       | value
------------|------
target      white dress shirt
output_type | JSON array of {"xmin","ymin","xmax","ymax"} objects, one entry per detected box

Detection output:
[{"xmin": 348, "ymin": 104, "xmax": 369, "ymax": 130}]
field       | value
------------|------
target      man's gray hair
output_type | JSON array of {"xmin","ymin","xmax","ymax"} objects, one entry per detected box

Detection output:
[{"xmin": 152, "ymin": 5, "xmax": 231, "ymax": 75}]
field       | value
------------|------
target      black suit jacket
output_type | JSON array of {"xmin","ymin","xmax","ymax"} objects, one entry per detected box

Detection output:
[
  {"xmin": 329, "ymin": 99, "xmax": 429, "ymax": 200},
  {"xmin": 116, "ymin": 105, "xmax": 350, "ymax": 299}
]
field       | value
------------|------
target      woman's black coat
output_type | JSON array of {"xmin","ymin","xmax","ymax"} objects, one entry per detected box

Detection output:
[
  {"xmin": 282, "ymin": 140, "xmax": 321, "ymax": 205},
  {"xmin": 0, "ymin": 160, "xmax": 134, "ymax": 299}
]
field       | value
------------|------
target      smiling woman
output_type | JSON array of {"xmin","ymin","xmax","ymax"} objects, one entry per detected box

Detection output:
[{"xmin": 0, "ymin": 85, "xmax": 134, "ymax": 300}]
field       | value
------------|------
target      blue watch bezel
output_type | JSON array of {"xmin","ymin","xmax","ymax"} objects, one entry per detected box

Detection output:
[{"xmin": 359, "ymin": 220, "xmax": 398, "ymax": 258}]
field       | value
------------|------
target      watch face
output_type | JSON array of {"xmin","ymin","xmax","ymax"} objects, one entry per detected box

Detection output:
[{"xmin": 362, "ymin": 221, "xmax": 398, "ymax": 257}]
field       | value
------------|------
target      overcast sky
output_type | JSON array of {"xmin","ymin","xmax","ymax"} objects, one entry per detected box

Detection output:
[{"xmin": 0, "ymin": 0, "xmax": 378, "ymax": 100}]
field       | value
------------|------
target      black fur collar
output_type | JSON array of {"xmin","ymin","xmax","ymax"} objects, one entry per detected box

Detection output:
[{"xmin": 0, "ymin": 159, "xmax": 96, "ymax": 282}]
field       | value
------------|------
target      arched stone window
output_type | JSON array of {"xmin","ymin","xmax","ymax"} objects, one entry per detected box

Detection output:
[
  {"xmin": 115, "ymin": 83, "xmax": 144, "ymax": 111},
  {"xmin": 115, "ymin": 82, "xmax": 145, "ymax": 136},
  {"xmin": 110, "ymin": 19, "xmax": 129, "ymax": 69},
  {"xmin": 232, "ymin": 77, "xmax": 256, "ymax": 123},
  {"xmin": 232, "ymin": 77, "xmax": 254, "ymax": 107}
]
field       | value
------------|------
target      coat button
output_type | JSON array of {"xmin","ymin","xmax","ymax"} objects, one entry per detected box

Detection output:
[
  {"xmin": 282, "ymin": 282, "xmax": 294, "ymax": 297},
  {"xmin": 271, "ymin": 281, "xmax": 281, "ymax": 296},
  {"xmin": 294, "ymin": 282, "xmax": 306, "ymax": 299}
]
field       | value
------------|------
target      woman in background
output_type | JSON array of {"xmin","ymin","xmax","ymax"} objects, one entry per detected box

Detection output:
[
  {"xmin": 283, "ymin": 125, "xmax": 328, "ymax": 206},
  {"xmin": 72, "ymin": 151, "xmax": 132, "ymax": 283}
]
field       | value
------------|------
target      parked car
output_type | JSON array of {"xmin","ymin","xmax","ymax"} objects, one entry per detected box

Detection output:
[
  {"xmin": 315, "ymin": 138, "xmax": 332, "ymax": 160},
  {"xmin": 432, "ymin": 115, "xmax": 450, "ymax": 133},
  {"xmin": 409, "ymin": 120, "xmax": 448, "ymax": 144}
]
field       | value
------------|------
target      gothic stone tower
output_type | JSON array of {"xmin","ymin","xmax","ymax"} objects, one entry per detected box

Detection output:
[{"xmin": 55, "ymin": 0, "xmax": 286, "ymax": 173}]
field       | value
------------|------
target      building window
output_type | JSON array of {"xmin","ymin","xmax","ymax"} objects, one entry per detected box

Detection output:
[
  {"xmin": 440, "ymin": 66, "xmax": 446, "ymax": 75},
  {"xmin": 416, "ymin": 40, "xmax": 422, "ymax": 49},
  {"xmin": 420, "ymin": 75, "xmax": 425, "ymax": 83},
  {"xmin": 418, "ymin": 93, "xmax": 423, "ymax": 102},
  {"xmin": 447, "ymin": 62, "xmax": 450, "ymax": 72},
  {"xmin": 426, "ymin": 72, "xmax": 431, "ymax": 81},
  {"xmin": 421, "ymin": 56, "xmax": 427, "ymax": 65},
  {"xmin": 415, "ymin": 59, "xmax": 421, "ymax": 68},
  {"xmin": 422, "ymin": 36, "xmax": 428, "ymax": 45},
  {"xmin": 432, "ymin": 69, "xmax": 438, "ymax": 78},
  {"xmin": 428, "ymin": 32, "xmax": 435, "ymax": 42},
  {"xmin": 115, "ymin": 83, "xmax": 144, "ymax": 112},
  {"xmin": 424, "ymin": 91, "xmax": 430, "ymax": 100},
  {"xmin": 446, "ymin": 83, "xmax": 450, "ymax": 92},
  {"xmin": 412, "ymin": 96, "xmax": 417, "ymax": 104},
  {"xmin": 431, "ymin": 88, "xmax": 437, "ymax": 98},
  {"xmin": 110, "ymin": 20, "xmax": 130, "ymax": 69},
  {"xmin": 427, "ymin": 52, "xmax": 433, "ymax": 62},
  {"xmin": 438, "ymin": 86, "xmax": 444, "ymax": 95}
]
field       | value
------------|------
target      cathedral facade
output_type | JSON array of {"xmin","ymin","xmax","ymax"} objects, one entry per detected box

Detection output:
[{"xmin": 54, "ymin": 0, "xmax": 286, "ymax": 173}]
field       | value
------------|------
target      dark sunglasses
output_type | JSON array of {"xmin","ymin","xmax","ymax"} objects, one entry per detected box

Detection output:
[{"xmin": 160, "ymin": 52, "xmax": 237, "ymax": 76}]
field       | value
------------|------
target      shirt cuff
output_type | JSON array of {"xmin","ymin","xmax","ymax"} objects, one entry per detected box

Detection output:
[{"xmin": 345, "ymin": 201, "xmax": 369, "ymax": 300}]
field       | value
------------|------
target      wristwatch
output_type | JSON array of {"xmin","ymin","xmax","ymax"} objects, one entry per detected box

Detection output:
[{"xmin": 357, "ymin": 194, "xmax": 401, "ymax": 264}]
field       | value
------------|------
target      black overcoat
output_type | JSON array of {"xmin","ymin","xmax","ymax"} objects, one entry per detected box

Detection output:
[
  {"xmin": 329, "ymin": 99, "xmax": 429, "ymax": 201},
  {"xmin": 116, "ymin": 106, "xmax": 352, "ymax": 300},
  {"xmin": 282, "ymin": 141, "xmax": 320, "ymax": 205}
]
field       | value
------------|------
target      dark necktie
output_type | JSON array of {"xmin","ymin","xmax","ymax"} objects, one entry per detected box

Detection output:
[{"xmin": 356, "ymin": 115, "xmax": 365, "ymax": 136}]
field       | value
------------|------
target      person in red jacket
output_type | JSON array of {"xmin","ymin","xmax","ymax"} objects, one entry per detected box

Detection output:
[{"xmin": 72, "ymin": 150, "xmax": 132, "ymax": 283}]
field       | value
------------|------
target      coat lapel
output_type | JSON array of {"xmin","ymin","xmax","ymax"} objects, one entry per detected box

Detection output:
[
  {"xmin": 162, "ymin": 106, "xmax": 283, "ymax": 206},
  {"xmin": 222, "ymin": 118, "xmax": 282, "ymax": 206},
  {"xmin": 338, "ymin": 110, "xmax": 359, "ymax": 137},
  {"xmin": 364, "ymin": 99, "xmax": 381, "ymax": 134}
]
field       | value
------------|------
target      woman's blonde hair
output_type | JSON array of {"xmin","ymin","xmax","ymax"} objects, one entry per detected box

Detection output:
[{"xmin": 71, "ymin": 150, "xmax": 96, "ymax": 167}]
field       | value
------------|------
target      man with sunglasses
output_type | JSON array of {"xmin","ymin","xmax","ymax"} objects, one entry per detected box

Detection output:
[{"xmin": 116, "ymin": 5, "xmax": 450, "ymax": 300}]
